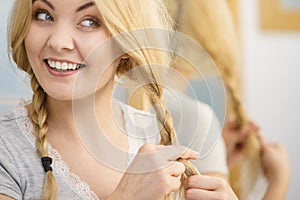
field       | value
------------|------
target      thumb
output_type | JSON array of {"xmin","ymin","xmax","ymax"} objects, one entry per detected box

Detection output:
[{"xmin": 158, "ymin": 145, "xmax": 199, "ymax": 161}]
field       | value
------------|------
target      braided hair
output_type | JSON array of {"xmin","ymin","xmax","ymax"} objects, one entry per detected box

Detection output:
[
  {"xmin": 8, "ymin": 0, "xmax": 58, "ymax": 199},
  {"xmin": 167, "ymin": 0, "xmax": 261, "ymax": 198},
  {"xmin": 9, "ymin": 0, "xmax": 199, "ymax": 199}
]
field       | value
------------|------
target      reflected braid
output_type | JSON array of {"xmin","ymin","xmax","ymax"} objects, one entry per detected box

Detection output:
[
  {"xmin": 167, "ymin": 0, "xmax": 261, "ymax": 198},
  {"xmin": 218, "ymin": 67, "xmax": 261, "ymax": 199},
  {"xmin": 30, "ymin": 73, "xmax": 58, "ymax": 200}
]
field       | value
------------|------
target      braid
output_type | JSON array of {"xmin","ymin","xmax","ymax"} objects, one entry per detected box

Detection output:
[
  {"xmin": 145, "ymin": 85, "xmax": 176, "ymax": 145},
  {"xmin": 166, "ymin": 0, "xmax": 262, "ymax": 198},
  {"xmin": 217, "ymin": 64, "xmax": 261, "ymax": 199},
  {"xmin": 30, "ymin": 73, "xmax": 58, "ymax": 200},
  {"xmin": 143, "ymin": 83, "xmax": 199, "ymax": 200},
  {"xmin": 187, "ymin": 2, "xmax": 262, "ymax": 194}
]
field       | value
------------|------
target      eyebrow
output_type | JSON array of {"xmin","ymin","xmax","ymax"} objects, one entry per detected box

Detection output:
[
  {"xmin": 32, "ymin": 0, "xmax": 55, "ymax": 10},
  {"xmin": 76, "ymin": 2, "xmax": 95, "ymax": 12},
  {"xmin": 32, "ymin": 1, "xmax": 95, "ymax": 13}
]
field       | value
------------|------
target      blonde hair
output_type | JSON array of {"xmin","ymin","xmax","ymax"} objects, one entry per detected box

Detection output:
[
  {"xmin": 8, "ymin": 0, "xmax": 198, "ymax": 199},
  {"xmin": 96, "ymin": 0, "xmax": 199, "ymax": 199},
  {"xmin": 8, "ymin": 0, "xmax": 58, "ymax": 199},
  {"xmin": 167, "ymin": 0, "xmax": 261, "ymax": 199}
]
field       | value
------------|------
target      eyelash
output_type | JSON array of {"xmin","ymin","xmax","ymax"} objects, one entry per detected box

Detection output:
[
  {"xmin": 79, "ymin": 17, "xmax": 101, "ymax": 29},
  {"xmin": 33, "ymin": 9, "xmax": 54, "ymax": 22},
  {"xmin": 32, "ymin": 9, "xmax": 101, "ymax": 30}
]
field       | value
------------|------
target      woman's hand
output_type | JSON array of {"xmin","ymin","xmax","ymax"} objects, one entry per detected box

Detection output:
[
  {"xmin": 107, "ymin": 144, "xmax": 199, "ymax": 200},
  {"xmin": 222, "ymin": 118, "xmax": 290, "ymax": 200},
  {"xmin": 222, "ymin": 119, "xmax": 259, "ymax": 168},
  {"xmin": 260, "ymin": 139, "xmax": 290, "ymax": 200},
  {"xmin": 260, "ymin": 140, "xmax": 290, "ymax": 184},
  {"xmin": 184, "ymin": 175, "xmax": 238, "ymax": 200}
]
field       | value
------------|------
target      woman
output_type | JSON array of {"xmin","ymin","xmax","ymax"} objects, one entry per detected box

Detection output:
[{"xmin": 0, "ymin": 0, "xmax": 238, "ymax": 199}]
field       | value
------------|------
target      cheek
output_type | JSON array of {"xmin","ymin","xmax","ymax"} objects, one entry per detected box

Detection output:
[
  {"xmin": 24, "ymin": 25, "xmax": 56, "ymax": 95},
  {"xmin": 76, "ymin": 29, "xmax": 112, "ymax": 59},
  {"xmin": 24, "ymin": 25, "xmax": 48, "ymax": 63},
  {"xmin": 77, "ymin": 32, "xmax": 121, "ymax": 82}
]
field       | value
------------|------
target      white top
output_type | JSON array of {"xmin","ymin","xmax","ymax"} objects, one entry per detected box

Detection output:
[{"xmin": 0, "ymin": 99, "xmax": 227, "ymax": 199}]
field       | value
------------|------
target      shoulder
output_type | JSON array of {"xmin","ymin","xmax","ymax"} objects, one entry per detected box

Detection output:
[
  {"xmin": 164, "ymin": 88, "xmax": 217, "ymax": 120},
  {"xmin": 0, "ymin": 110, "xmax": 21, "ymax": 141},
  {"xmin": 0, "ymin": 102, "xmax": 46, "ymax": 199},
  {"xmin": 163, "ymin": 91, "xmax": 228, "ymax": 174},
  {"xmin": 164, "ymin": 90, "xmax": 222, "ymax": 143},
  {"xmin": 0, "ymin": 101, "xmax": 31, "ymax": 143},
  {"xmin": 0, "ymin": 102, "xmax": 37, "ymax": 199},
  {"xmin": 0, "ymin": 100, "xmax": 36, "ymax": 160}
]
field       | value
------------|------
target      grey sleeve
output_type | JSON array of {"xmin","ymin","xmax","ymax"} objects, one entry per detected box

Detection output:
[
  {"xmin": 192, "ymin": 137, "xmax": 228, "ymax": 175},
  {"xmin": 174, "ymin": 100, "xmax": 228, "ymax": 175},
  {"xmin": 0, "ymin": 126, "xmax": 22, "ymax": 200},
  {"xmin": 165, "ymin": 90, "xmax": 228, "ymax": 174},
  {"xmin": 192, "ymin": 102, "xmax": 228, "ymax": 175}
]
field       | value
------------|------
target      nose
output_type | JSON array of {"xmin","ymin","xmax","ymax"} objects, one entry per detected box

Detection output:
[{"xmin": 47, "ymin": 22, "xmax": 75, "ymax": 52}]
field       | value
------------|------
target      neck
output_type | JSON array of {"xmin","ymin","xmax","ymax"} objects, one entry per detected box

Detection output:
[
  {"xmin": 28, "ymin": 78, "xmax": 129, "ymax": 170},
  {"xmin": 45, "ymin": 79, "xmax": 118, "ymax": 138}
]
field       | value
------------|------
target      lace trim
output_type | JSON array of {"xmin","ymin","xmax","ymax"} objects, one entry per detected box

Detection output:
[{"xmin": 14, "ymin": 100, "xmax": 99, "ymax": 200}]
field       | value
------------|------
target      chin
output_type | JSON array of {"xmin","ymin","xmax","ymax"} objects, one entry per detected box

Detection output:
[
  {"xmin": 43, "ymin": 88, "xmax": 73, "ymax": 101},
  {"xmin": 46, "ymin": 90, "xmax": 96, "ymax": 102}
]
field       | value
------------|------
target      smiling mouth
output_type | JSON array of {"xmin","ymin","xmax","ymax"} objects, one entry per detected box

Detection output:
[{"xmin": 44, "ymin": 59, "xmax": 86, "ymax": 72}]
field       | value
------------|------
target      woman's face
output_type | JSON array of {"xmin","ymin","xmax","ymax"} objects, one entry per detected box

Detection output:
[{"xmin": 25, "ymin": 0, "xmax": 119, "ymax": 100}]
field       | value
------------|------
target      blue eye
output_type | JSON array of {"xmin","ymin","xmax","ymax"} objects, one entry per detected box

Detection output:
[
  {"xmin": 80, "ymin": 18, "xmax": 100, "ymax": 28},
  {"xmin": 33, "ymin": 10, "xmax": 53, "ymax": 21}
]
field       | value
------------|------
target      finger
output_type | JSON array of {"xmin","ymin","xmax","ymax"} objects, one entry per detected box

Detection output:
[
  {"xmin": 249, "ymin": 121, "xmax": 260, "ymax": 132},
  {"xmin": 132, "ymin": 145, "xmax": 196, "ymax": 173},
  {"xmin": 225, "ymin": 130, "xmax": 247, "ymax": 150},
  {"xmin": 259, "ymin": 137, "xmax": 274, "ymax": 148},
  {"xmin": 233, "ymin": 129, "xmax": 247, "ymax": 141},
  {"xmin": 184, "ymin": 175, "xmax": 226, "ymax": 191},
  {"xmin": 167, "ymin": 176, "xmax": 182, "ymax": 193},
  {"xmin": 158, "ymin": 145, "xmax": 199, "ymax": 161},
  {"xmin": 225, "ymin": 118, "xmax": 238, "ymax": 130},
  {"xmin": 185, "ymin": 188, "xmax": 218, "ymax": 200},
  {"xmin": 258, "ymin": 136, "xmax": 266, "ymax": 146},
  {"xmin": 167, "ymin": 161, "xmax": 185, "ymax": 177},
  {"xmin": 177, "ymin": 147, "xmax": 199, "ymax": 160},
  {"xmin": 138, "ymin": 144, "xmax": 165, "ymax": 153}
]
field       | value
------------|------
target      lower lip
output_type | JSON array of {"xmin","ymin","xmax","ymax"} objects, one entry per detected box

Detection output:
[{"xmin": 45, "ymin": 62, "xmax": 81, "ymax": 77}]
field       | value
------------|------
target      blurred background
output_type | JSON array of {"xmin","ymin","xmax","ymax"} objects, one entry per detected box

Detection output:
[
  {"xmin": 1, "ymin": 0, "xmax": 299, "ymax": 199},
  {"xmin": 240, "ymin": 1, "xmax": 300, "ymax": 198},
  {"xmin": 0, "ymin": 1, "xmax": 32, "ymax": 111}
]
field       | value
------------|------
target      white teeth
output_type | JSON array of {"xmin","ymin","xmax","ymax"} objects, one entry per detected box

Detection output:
[
  {"xmin": 47, "ymin": 60, "xmax": 82, "ymax": 71},
  {"xmin": 72, "ymin": 64, "xmax": 77, "ymax": 70},
  {"xmin": 55, "ymin": 61, "xmax": 62, "ymax": 70},
  {"xmin": 62, "ymin": 62, "xmax": 68, "ymax": 70}
]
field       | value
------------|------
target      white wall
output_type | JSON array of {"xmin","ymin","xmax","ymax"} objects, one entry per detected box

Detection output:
[
  {"xmin": 0, "ymin": 1, "xmax": 32, "ymax": 112},
  {"xmin": 240, "ymin": 0, "xmax": 300, "ymax": 199}
]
